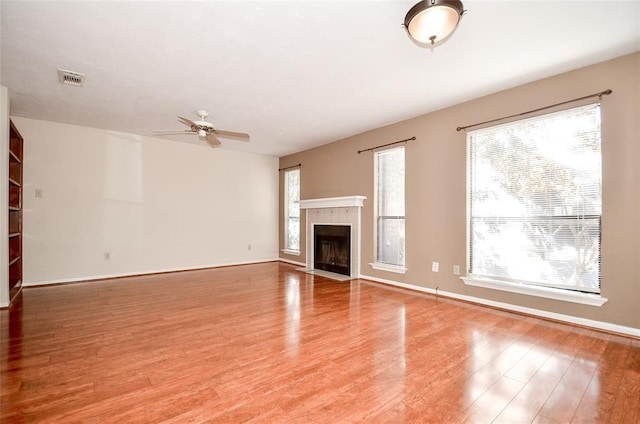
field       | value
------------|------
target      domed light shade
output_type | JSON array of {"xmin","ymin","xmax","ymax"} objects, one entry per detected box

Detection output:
[{"xmin": 404, "ymin": 0, "xmax": 465, "ymax": 45}]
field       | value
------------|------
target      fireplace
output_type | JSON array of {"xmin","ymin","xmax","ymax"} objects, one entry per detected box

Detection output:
[
  {"xmin": 314, "ymin": 225, "xmax": 351, "ymax": 276},
  {"xmin": 299, "ymin": 196, "xmax": 366, "ymax": 279}
]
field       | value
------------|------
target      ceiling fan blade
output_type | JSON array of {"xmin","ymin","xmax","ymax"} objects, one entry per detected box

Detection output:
[
  {"xmin": 205, "ymin": 133, "xmax": 222, "ymax": 147},
  {"xmin": 214, "ymin": 130, "xmax": 250, "ymax": 140},
  {"xmin": 177, "ymin": 116, "xmax": 197, "ymax": 128},
  {"xmin": 153, "ymin": 130, "xmax": 194, "ymax": 135}
]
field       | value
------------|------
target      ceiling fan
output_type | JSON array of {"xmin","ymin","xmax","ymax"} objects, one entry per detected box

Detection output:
[{"xmin": 153, "ymin": 110, "xmax": 250, "ymax": 147}]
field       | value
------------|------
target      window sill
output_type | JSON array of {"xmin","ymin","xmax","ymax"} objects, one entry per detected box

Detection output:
[
  {"xmin": 369, "ymin": 262, "xmax": 407, "ymax": 274},
  {"xmin": 461, "ymin": 276, "xmax": 607, "ymax": 307},
  {"xmin": 281, "ymin": 249, "xmax": 301, "ymax": 256}
]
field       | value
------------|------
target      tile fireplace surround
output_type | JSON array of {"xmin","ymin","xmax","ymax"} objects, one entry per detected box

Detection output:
[{"xmin": 299, "ymin": 196, "xmax": 366, "ymax": 279}]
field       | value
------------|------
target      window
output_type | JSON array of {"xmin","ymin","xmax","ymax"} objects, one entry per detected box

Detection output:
[
  {"xmin": 373, "ymin": 146, "xmax": 405, "ymax": 270},
  {"xmin": 284, "ymin": 169, "xmax": 300, "ymax": 253},
  {"xmin": 467, "ymin": 104, "xmax": 602, "ymax": 295}
]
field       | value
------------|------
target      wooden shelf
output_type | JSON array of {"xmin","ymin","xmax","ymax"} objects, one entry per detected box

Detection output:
[
  {"xmin": 9, "ymin": 150, "xmax": 21, "ymax": 163},
  {"xmin": 9, "ymin": 184, "xmax": 20, "ymax": 209},
  {"xmin": 9, "ymin": 210, "xmax": 21, "ymax": 234},
  {"xmin": 8, "ymin": 120, "xmax": 23, "ymax": 301},
  {"xmin": 9, "ymin": 129, "xmax": 23, "ymax": 160},
  {"xmin": 9, "ymin": 160, "xmax": 21, "ymax": 184}
]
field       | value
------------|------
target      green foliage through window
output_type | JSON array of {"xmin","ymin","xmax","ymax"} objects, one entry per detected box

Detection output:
[{"xmin": 468, "ymin": 104, "xmax": 602, "ymax": 293}]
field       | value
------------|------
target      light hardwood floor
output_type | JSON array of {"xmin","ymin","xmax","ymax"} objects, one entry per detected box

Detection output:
[{"xmin": 1, "ymin": 262, "xmax": 639, "ymax": 423}]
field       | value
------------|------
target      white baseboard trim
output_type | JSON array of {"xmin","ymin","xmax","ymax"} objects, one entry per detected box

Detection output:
[
  {"xmin": 22, "ymin": 258, "xmax": 281, "ymax": 287},
  {"xmin": 359, "ymin": 274, "xmax": 640, "ymax": 339},
  {"xmin": 279, "ymin": 258, "xmax": 307, "ymax": 267}
]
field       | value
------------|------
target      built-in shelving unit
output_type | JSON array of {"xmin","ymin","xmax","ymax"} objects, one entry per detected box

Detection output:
[{"xmin": 8, "ymin": 120, "xmax": 23, "ymax": 304}]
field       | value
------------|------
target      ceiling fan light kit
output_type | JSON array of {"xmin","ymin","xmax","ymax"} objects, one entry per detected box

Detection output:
[
  {"xmin": 154, "ymin": 110, "xmax": 250, "ymax": 148},
  {"xmin": 404, "ymin": 0, "xmax": 465, "ymax": 46}
]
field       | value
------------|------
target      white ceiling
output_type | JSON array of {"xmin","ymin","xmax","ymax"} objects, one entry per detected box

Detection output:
[{"xmin": 1, "ymin": 1, "xmax": 639, "ymax": 157}]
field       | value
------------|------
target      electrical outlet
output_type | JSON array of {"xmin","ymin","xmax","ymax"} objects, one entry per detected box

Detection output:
[
  {"xmin": 104, "ymin": 252, "xmax": 110, "ymax": 261},
  {"xmin": 35, "ymin": 189, "xmax": 43, "ymax": 198},
  {"xmin": 453, "ymin": 265, "xmax": 460, "ymax": 275},
  {"xmin": 248, "ymin": 244, "xmax": 252, "ymax": 251},
  {"xmin": 432, "ymin": 261, "xmax": 439, "ymax": 272}
]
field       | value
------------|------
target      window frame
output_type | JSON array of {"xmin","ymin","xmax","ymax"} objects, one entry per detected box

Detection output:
[
  {"xmin": 370, "ymin": 146, "xmax": 406, "ymax": 274},
  {"xmin": 282, "ymin": 168, "xmax": 300, "ymax": 255},
  {"xmin": 463, "ymin": 103, "xmax": 607, "ymax": 306}
]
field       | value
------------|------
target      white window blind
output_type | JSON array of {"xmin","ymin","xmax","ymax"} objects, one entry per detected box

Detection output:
[
  {"xmin": 375, "ymin": 146, "xmax": 405, "ymax": 266},
  {"xmin": 284, "ymin": 169, "xmax": 300, "ymax": 251},
  {"xmin": 468, "ymin": 103, "xmax": 602, "ymax": 293}
]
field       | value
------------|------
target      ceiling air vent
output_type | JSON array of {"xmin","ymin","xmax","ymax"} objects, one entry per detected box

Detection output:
[{"xmin": 57, "ymin": 69, "xmax": 84, "ymax": 87}]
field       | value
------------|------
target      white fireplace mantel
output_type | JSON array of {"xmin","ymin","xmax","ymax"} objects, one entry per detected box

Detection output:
[
  {"xmin": 300, "ymin": 196, "xmax": 366, "ymax": 279},
  {"xmin": 299, "ymin": 196, "xmax": 366, "ymax": 210}
]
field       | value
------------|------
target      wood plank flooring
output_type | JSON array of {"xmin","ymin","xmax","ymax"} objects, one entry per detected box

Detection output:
[{"xmin": 1, "ymin": 262, "xmax": 639, "ymax": 423}]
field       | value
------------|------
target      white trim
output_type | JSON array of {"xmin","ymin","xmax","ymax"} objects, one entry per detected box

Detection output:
[
  {"xmin": 369, "ymin": 262, "xmax": 407, "ymax": 274},
  {"xmin": 281, "ymin": 249, "xmax": 301, "ymax": 256},
  {"xmin": 279, "ymin": 258, "xmax": 307, "ymax": 267},
  {"xmin": 461, "ymin": 276, "xmax": 607, "ymax": 307},
  {"xmin": 21, "ymin": 258, "xmax": 280, "ymax": 287},
  {"xmin": 299, "ymin": 196, "xmax": 366, "ymax": 209},
  {"xmin": 358, "ymin": 274, "xmax": 639, "ymax": 339}
]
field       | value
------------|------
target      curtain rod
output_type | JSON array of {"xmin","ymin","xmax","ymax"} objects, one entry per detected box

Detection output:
[
  {"xmin": 357, "ymin": 136, "xmax": 416, "ymax": 154},
  {"xmin": 456, "ymin": 89, "xmax": 613, "ymax": 132},
  {"xmin": 278, "ymin": 163, "xmax": 301, "ymax": 172}
]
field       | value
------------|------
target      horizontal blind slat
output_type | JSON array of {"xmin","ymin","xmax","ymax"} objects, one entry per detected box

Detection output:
[{"xmin": 469, "ymin": 103, "xmax": 602, "ymax": 293}]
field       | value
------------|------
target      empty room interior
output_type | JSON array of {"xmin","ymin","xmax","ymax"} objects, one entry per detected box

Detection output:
[{"xmin": 1, "ymin": 1, "xmax": 639, "ymax": 423}]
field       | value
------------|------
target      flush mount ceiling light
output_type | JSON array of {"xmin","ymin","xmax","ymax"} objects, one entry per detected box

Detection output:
[{"xmin": 404, "ymin": 0, "xmax": 465, "ymax": 46}]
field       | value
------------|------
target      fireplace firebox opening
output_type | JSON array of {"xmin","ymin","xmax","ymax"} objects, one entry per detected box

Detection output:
[{"xmin": 314, "ymin": 225, "xmax": 351, "ymax": 276}]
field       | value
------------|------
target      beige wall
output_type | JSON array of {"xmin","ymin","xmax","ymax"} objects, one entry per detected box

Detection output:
[
  {"xmin": 279, "ymin": 52, "xmax": 640, "ymax": 330},
  {"xmin": 14, "ymin": 117, "xmax": 279, "ymax": 285}
]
